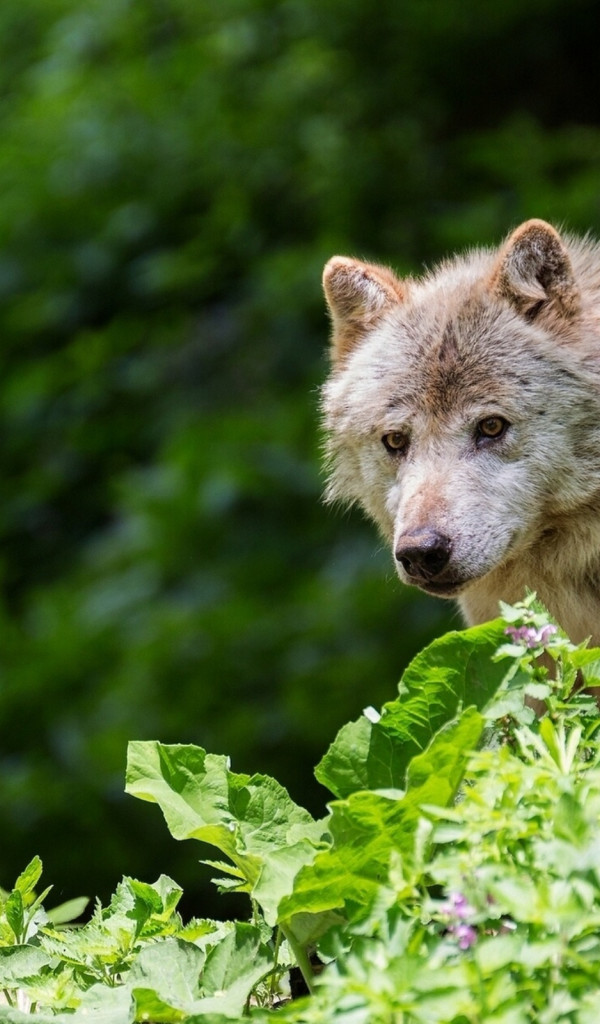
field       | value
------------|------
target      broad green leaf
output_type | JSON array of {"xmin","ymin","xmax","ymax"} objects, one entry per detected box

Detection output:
[
  {"xmin": 280, "ymin": 707, "xmax": 484, "ymax": 923},
  {"xmin": 125, "ymin": 742, "xmax": 327, "ymax": 923},
  {"xmin": 129, "ymin": 937, "xmax": 205, "ymax": 1013},
  {"xmin": 201, "ymin": 922, "xmax": 273, "ymax": 1002},
  {"xmin": 0, "ymin": 982, "xmax": 135, "ymax": 1024},
  {"xmin": 569, "ymin": 648, "xmax": 600, "ymax": 673},
  {"xmin": 313, "ymin": 716, "xmax": 373, "ymax": 798},
  {"xmin": 406, "ymin": 706, "xmax": 484, "ymax": 797},
  {"xmin": 0, "ymin": 1009, "xmax": 56, "ymax": 1024},
  {"xmin": 129, "ymin": 989, "xmax": 187, "ymax": 1023},
  {"xmin": 130, "ymin": 926, "xmax": 272, "ymax": 1020},
  {"xmin": 278, "ymin": 909, "xmax": 344, "ymax": 948},
  {"xmin": 474, "ymin": 933, "xmax": 522, "ymax": 973},
  {"xmin": 126, "ymin": 744, "xmax": 241, "ymax": 849},
  {"xmin": 70, "ymin": 982, "xmax": 135, "ymax": 1024},
  {"xmin": 250, "ymin": 840, "xmax": 330, "ymax": 927},
  {"xmin": 316, "ymin": 619, "xmax": 509, "ymax": 798}
]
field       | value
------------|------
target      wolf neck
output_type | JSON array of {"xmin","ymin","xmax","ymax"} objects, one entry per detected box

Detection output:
[
  {"xmin": 460, "ymin": 582, "xmax": 600, "ymax": 648},
  {"xmin": 458, "ymin": 522, "xmax": 600, "ymax": 647}
]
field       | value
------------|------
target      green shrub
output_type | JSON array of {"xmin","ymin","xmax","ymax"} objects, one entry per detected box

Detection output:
[{"xmin": 3, "ymin": 599, "xmax": 600, "ymax": 1022}]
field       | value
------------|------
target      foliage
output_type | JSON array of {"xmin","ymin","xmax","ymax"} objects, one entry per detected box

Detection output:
[
  {"xmin": 2, "ymin": 0, "xmax": 600, "ymax": 908},
  {"xmin": 3, "ymin": 600, "xmax": 600, "ymax": 1021}
]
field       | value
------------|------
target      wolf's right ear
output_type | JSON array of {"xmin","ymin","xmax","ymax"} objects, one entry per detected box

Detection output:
[
  {"xmin": 490, "ymin": 219, "xmax": 580, "ymax": 318},
  {"xmin": 323, "ymin": 257, "xmax": 405, "ymax": 363}
]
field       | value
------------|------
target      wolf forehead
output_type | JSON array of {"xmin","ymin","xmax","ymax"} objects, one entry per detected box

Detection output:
[
  {"xmin": 322, "ymin": 219, "xmax": 594, "ymax": 432},
  {"xmin": 324, "ymin": 295, "xmax": 550, "ymax": 431}
]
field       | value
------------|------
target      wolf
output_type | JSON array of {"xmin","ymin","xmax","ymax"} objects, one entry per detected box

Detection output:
[{"xmin": 321, "ymin": 219, "xmax": 600, "ymax": 646}]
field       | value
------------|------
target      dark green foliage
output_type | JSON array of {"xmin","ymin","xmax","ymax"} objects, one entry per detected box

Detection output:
[{"xmin": 1, "ymin": 0, "xmax": 599, "ymax": 910}]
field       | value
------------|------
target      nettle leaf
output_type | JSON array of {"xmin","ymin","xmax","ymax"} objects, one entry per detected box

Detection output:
[
  {"xmin": 177, "ymin": 919, "xmax": 235, "ymax": 949},
  {"xmin": 4, "ymin": 891, "xmax": 24, "ymax": 941},
  {"xmin": 125, "ymin": 878, "xmax": 164, "ymax": 916},
  {"xmin": 152, "ymin": 875, "xmax": 185, "ymax": 920},
  {"xmin": 280, "ymin": 707, "xmax": 484, "ymax": 923},
  {"xmin": 103, "ymin": 875, "xmax": 183, "ymax": 940},
  {"xmin": 316, "ymin": 619, "xmax": 509, "ymax": 798},
  {"xmin": 125, "ymin": 742, "xmax": 328, "ymax": 924},
  {"xmin": 0, "ymin": 944, "xmax": 54, "ymax": 986},
  {"xmin": 40, "ymin": 874, "xmax": 185, "ymax": 981},
  {"xmin": 13, "ymin": 857, "xmax": 43, "ymax": 902}
]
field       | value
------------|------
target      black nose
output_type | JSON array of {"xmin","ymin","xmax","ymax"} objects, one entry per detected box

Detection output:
[{"xmin": 395, "ymin": 529, "xmax": 452, "ymax": 581}]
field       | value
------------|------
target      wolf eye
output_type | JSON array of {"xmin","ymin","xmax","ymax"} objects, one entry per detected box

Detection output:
[
  {"xmin": 476, "ymin": 416, "xmax": 509, "ymax": 441},
  {"xmin": 382, "ymin": 431, "xmax": 409, "ymax": 455}
]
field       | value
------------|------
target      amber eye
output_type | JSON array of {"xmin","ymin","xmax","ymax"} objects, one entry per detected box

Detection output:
[
  {"xmin": 382, "ymin": 431, "xmax": 409, "ymax": 455},
  {"xmin": 477, "ymin": 416, "xmax": 509, "ymax": 441}
]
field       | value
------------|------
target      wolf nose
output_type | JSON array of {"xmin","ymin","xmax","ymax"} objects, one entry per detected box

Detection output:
[{"xmin": 395, "ymin": 529, "xmax": 452, "ymax": 581}]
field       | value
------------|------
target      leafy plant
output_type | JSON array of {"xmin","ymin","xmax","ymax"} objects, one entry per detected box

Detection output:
[{"xmin": 3, "ymin": 597, "xmax": 600, "ymax": 1021}]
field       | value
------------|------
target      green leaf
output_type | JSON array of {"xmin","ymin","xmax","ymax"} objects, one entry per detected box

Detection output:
[
  {"xmin": 316, "ymin": 619, "xmax": 509, "ymax": 798},
  {"xmin": 70, "ymin": 982, "xmax": 136, "ymax": 1024},
  {"xmin": 130, "ymin": 926, "xmax": 272, "ymax": 1020},
  {"xmin": 4, "ymin": 892, "xmax": 24, "ymax": 942},
  {"xmin": 125, "ymin": 878, "xmax": 164, "ymax": 916},
  {"xmin": 0, "ymin": 944, "xmax": 53, "ymax": 986},
  {"xmin": 280, "ymin": 707, "xmax": 484, "ymax": 923},
  {"xmin": 39, "ymin": 874, "xmax": 184, "ymax": 980},
  {"xmin": 13, "ymin": 857, "xmax": 43, "ymax": 902},
  {"xmin": 125, "ymin": 742, "xmax": 327, "ymax": 924},
  {"xmin": 129, "ymin": 937, "xmax": 205, "ymax": 1017},
  {"xmin": 553, "ymin": 792, "xmax": 588, "ymax": 845},
  {"xmin": 201, "ymin": 922, "xmax": 273, "ymax": 1002},
  {"xmin": 103, "ymin": 875, "xmax": 182, "ymax": 937},
  {"xmin": 46, "ymin": 896, "xmax": 89, "ymax": 926},
  {"xmin": 151, "ymin": 875, "xmax": 184, "ymax": 920},
  {"xmin": 250, "ymin": 841, "xmax": 332, "ymax": 928},
  {"xmin": 406, "ymin": 706, "xmax": 484, "ymax": 798}
]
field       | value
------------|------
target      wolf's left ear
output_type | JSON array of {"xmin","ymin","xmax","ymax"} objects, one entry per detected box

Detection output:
[
  {"xmin": 490, "ymin": 219, "xmax": 580, "ymax": 318},
  {"xmin": 323, "ymin": 256, "xmax": 405, "ymax": 363}
]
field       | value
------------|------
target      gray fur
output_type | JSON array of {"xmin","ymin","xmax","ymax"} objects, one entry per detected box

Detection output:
[{"xmin": 322, "ymin": 220, "xmax": 600, "ymax": 644}]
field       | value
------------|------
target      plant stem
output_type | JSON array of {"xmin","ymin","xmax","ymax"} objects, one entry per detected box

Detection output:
[
  {"xmin": 269, "ymin": 927, "xmax": 283, "ymax": 1004},
  {"xmin": 279, "ymin": 924, "xmax": 316, "ymax": 995}
]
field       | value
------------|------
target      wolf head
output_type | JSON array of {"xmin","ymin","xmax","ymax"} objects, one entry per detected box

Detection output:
[{"xmin": 322, "ymin": 219, "xmax": 600, "ymax": 612}]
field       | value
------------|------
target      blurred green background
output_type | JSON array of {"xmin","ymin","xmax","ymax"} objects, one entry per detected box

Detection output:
[{"xmin": 1, "ymin": 0, "xmax": 599, "ymax": 916}]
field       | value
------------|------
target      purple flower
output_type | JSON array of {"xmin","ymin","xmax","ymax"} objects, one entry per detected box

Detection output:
[
  {"xmin": 440, "ymin": 891, "xmax": 478, "ymax": 949},
  {"xmin": 450, "ymin": 923, "xmax": 477, "ymax": 950},
  {"xmin": 440, "ymin": 891, "xmax": 475, "ymax": 919},
  {"xmin": 537, "ymin": 624, "xmax": 558, "ymax": 644},
  {"xmin": 504, "ymin": 623, "xmax": 557, "ymax": 648}
]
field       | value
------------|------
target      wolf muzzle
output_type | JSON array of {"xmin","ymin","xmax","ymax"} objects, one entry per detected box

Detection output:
[{"xmin": 395, "ymin": 528, "xmax": 453, "ymax": 584}]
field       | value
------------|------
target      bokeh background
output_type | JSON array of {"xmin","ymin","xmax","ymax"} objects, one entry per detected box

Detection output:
[{"xmin": 1, "ymin": 0, "xmax": 599, "ymax": 916}]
